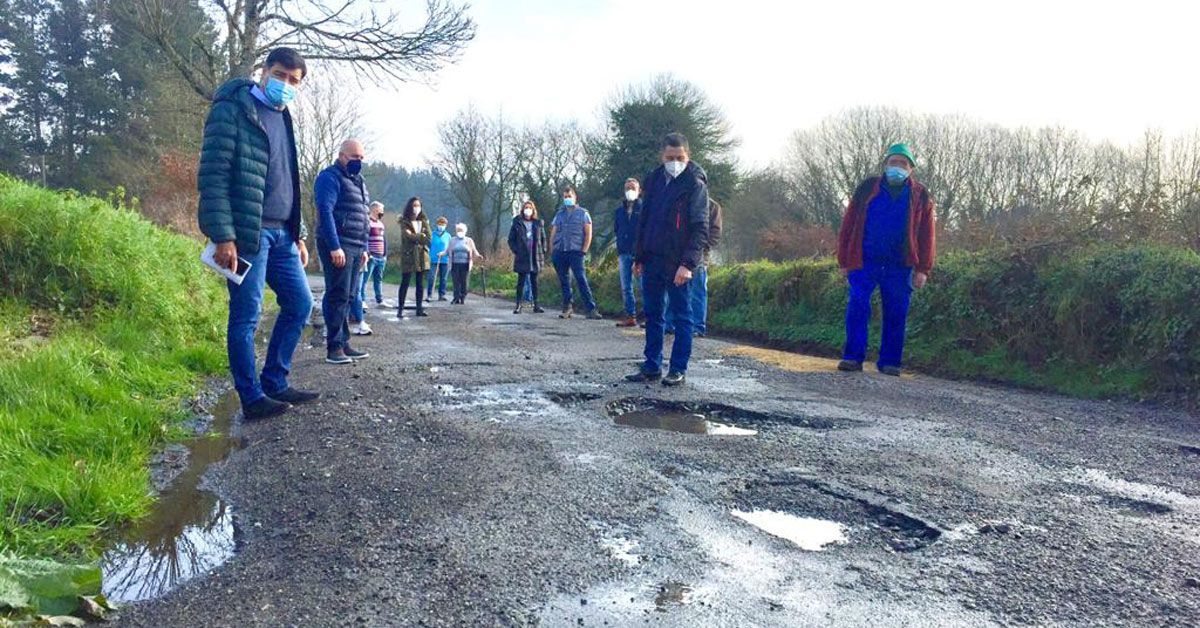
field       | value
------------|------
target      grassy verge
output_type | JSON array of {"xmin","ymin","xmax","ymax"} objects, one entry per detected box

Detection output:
[
  {"xmin": 0, "ymin": 176, "xmax": 226, "ymax": 560},
  {"xmin": 478, "ymin": 246, "xmax": 1200, "ymax": 402}
]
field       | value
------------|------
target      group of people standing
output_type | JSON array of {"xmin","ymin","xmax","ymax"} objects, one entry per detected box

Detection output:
[{"xmin": 197, "ymin": 46, "xmax": 936, "ymax": 421}]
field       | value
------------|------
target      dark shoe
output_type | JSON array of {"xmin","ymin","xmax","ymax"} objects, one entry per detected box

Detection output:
[
  {"xmin": 514, "ymin": 303, "xmax": 524, "ymax": 314},
  {"xmin": 694, "ymin": 332, "xmax": 707, "ymax": 338},
  {"xmin": 532, "ymin": 304, "xmax": 545, "ymax": 314},
  {"xmin": 438, "ymin": 296, "xmax": 447, "ymax": 302},
  {"xmin": 243, "ymin": 396, "xmax": 291, "ymax": 421},
  {"xmin": 617, "ymin": 316, "xmax": 637, "ymax": 328},
  {"xmin": 625, "ymin": 370, "xmax": 662, "ymax": 383},
  {"xmin": 837, "ymin": 360, "xmax": 863, "ymax": 372},
  {"xmin": 586, "ymin": 309, "xmax": 603, "ymax": 320},
  {"xmin": 267, "ymin": 388, "xmax": 321, "ymax": 405},
  {"xmin": 326, "ymin": 349, "xmax": 354, "ymax": 365},
  {"xmin": 559, "ymin": 305, "xmax": 574, "ymax": 319},
  {"xmin": 662, "ymin": 371, "xmax": 686, "ymax": 387},
  {"xmin": 416, "ymin": 310, "xmax": 429, "ymax": 317},
  {"xmin": 344, "ymin": 347, "xmax": 370, "ymax": 360},
  {"xmin": 879, "ymin": 365, "xmax": 902, "ymax": 377}
]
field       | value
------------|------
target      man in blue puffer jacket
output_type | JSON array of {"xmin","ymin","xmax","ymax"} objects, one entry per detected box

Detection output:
[
  {"xmin": 197, "ymin": 47, "xmax": 317, "ymax": 421},
  {"xmin": 315, "ymin": 139, "xmax": 372, "ymax": 365}
]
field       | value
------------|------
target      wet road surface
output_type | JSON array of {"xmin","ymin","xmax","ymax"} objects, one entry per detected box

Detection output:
[{"xmin": 118, "ymin": 281, "xmax": 1200, "ymax": 626}]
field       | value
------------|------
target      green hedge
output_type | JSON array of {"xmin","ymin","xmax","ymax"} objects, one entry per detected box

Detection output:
[
  {"xmin": 0, "ymin": 176, "xmax": 226, "ymax": 558},
  {"xmin": 481, "ymin": 247, "xmax": 1200, "ymax": 401}
]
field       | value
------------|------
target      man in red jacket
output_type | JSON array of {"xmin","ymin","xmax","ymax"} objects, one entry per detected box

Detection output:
[{"xmin": 836, "ymin": 143, "xmax": 936, "ymax": 376}]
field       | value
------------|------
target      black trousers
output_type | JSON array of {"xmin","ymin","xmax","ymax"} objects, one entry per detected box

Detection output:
[
  {"xmin": 515, "ymin": 272, "xmax": 539, "ymax": 304},
  {"xmin": 451, "ymin": 263, "xmax": 470, "ymax": 302},
  {"xmin": 398, "ymin": 271, "xmax": 426, "ymax": 311}
]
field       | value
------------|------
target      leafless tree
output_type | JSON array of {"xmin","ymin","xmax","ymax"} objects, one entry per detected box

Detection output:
[
  {"xmin": 430, "ymin": 105, "xmax": 489, "ymax": 237},
  {"xmin": 116, "ymin": 0, "xmax": 476, "ymax": 100},
  {"xmin": 289, "ymin": 67, "xmax": 368, "ymax": 243}
]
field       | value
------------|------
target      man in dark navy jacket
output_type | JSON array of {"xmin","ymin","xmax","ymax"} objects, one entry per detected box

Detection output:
[
  {"xmin": 613, "ymin": 177, "xmax": 643, "ymax": 327},
  {"xmin": 314, "ymin": 138, "xmax": 372, "ymax": 365},
  {"xmin": 625, "ymin": 133, "xmax": 709, "ymax": 387}
]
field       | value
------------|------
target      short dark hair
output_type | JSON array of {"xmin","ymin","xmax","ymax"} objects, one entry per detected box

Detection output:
[
  {"xmin": 561, "ymin": 184, "xmax": 577, "ymax": 197},
  {"xmin": 661, "ymin": 132, "xmax": 689, "ymax": 152},
  {"xmin": 265, "ymin": 47, "xmax": 307, "ymax": 78}
]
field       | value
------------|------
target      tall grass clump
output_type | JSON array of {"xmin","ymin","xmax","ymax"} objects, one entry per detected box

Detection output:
[{"xmin": 0, "ymin": 176, "xmax": 226, "ymax": 559}]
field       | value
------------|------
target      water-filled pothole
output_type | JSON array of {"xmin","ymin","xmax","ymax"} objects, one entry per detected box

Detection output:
[
  {"xmin": 654, "ymin": 582, "xmax": 694, "ymax": 612},
  {"xmin": 731, "ymin": 510, "xmax": 848, "ymax": 551},
  {"xmin": 607, "ymin": 397, "xmax": 858, "ymax": 434},
  {"xmin": 100, "ymin": 390, "xmax": 245, "ymax": 603},
  {"xmin": 740, "ymin": 475, "xmax": 943, "ymax": 552}
]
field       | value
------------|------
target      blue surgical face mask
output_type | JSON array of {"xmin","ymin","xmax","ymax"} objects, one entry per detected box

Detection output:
[
  {"xmin": 437, "ymin": 225, "xmax": 446, "ymax": 233},
  {"xmin": 885, "ymin": 166, "xmax": 910, "ymax": 184},
  {"xmin": 264, "ymin": 77, "xmax": 297, "ymax": 108},
  {"xmin": 563, "ymin": 197, "xmax": 576, "ymax": 207}
]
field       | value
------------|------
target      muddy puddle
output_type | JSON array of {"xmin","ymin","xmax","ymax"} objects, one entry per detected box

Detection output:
[
  {"xmin": 608, "ymin": 398, "xmax": 858, "ymax": 435},
  {"xmin": 100, "ymin": 390, "xmax": 245, "ymax": 603}
]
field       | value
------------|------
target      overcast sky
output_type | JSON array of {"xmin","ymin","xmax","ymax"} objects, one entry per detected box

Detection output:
[{"xmin": 357, "ymin": 0, "xmax": 1200, "ymax": 169}]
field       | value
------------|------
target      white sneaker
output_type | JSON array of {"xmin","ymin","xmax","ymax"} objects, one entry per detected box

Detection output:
[{"xmin": 354, "ymin": 321, "xmax": 373, "ymax": 336}]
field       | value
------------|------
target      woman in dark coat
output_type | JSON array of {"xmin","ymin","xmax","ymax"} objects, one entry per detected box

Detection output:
[
  {"xmin": 396, "ymin": 196, "xmax": 432, "ymax": 318},
  {"xmin": 508, "ymin": 199, "xmax": 548, "ymax": 314}
]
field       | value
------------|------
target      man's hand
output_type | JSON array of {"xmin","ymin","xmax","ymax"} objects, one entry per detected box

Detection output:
[
  {"xmin": 913, "ymin": 271, "xmax": 928, "ymax": 289},
  {"xmin": 633, "ymin": 262, "xmax": 643, "ymax": 277},
  {"xmin": 673, "ymin": 265, "xmax": 693, "ymax": 287},
  {"xmin": 214, "ymin": 241, "xmax": 238, "ymax": 273},
  {"xmin": 297, "ymin": 240, "xmax": 309, "ymax": 269},
  {"xmin": 331, "ymin": 248, "xmax": 346, "ymax": 268},
  {"xmin": 360, "ymin": 251, "xmax": 369, "ymax": 268}
]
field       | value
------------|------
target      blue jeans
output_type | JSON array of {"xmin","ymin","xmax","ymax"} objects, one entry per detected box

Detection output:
[
  {"xmin": 521, "ymin": 277, "xmax": 533, "ymax": 303},
  {"xmin": 618, "ymin": 254, "xmax": 640, "ymax": 317},
  {"xmin": 842, "ymin": 265, "xmax": 913, "ymax": 369},
  {"xmin": 641, "ymin": 257, "xmax": 694, "ymax": 375},
  {"xmin": 665, "ymin": 265, "xmax": 708, "ymax": 334},
  {"xmin": 360, "ymin": 254, "xmax": 386, "ymax": 303},
  {"xmin": 350, "ymin": 267, "xmax": 364, "ymax": 323},
  {"xmin": 552, "ymin": 250, "xmax": 596, "ymax": 312},
  {"xmin": 226, "ymin": 228, "xmax": 314, "ymax": 406},
  {"xmin": 318, "ymin": 242, "xmax": 365, "ymax": 353},
  {"xmin": 426, "ymin": 261, "xmax": 450, "ymax": 299}
]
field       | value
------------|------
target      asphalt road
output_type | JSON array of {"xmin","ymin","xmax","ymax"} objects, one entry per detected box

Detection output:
[{"xmin": 118, "ymin": 280, "xmax": 1200, "ymax": 627}]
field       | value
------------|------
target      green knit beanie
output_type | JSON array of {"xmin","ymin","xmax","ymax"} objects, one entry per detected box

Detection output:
[{"xmin": 885, "ymin": 143, "xmax": 916, "ymax": 167}]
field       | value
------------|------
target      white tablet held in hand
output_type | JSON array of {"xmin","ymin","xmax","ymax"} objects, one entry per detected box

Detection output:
[{"xmin": 201, "ymin": 241, "xmax": 252, "ymax": 285}]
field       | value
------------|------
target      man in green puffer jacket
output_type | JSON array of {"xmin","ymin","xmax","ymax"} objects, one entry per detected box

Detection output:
[{"xmin": 197, "ymin": 47, "xmax": 319, "ymax": 421}]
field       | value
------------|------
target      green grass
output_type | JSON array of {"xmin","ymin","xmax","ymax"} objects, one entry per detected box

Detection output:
[{"xmin": 0, "ymin": 176, "xmax": 226, "ymax": 560}]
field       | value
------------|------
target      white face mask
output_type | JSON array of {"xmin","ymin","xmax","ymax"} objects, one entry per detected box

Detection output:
[
  {"xmin": 456, "ymin": 230, "xmax": 466, "ymax": 238},
  {"xmin": 624, "ymin": 189, "xmax": 639, "ymax": 202},
  {"xmin": 413, "ymin": 205, "xmax": 422, "ymax": 216},
  {"xmin": 664, "ymin": 160, "xmax": 686, "ymax": 178},
  {"xmin": 522, "ymin": 208, "xmax": 533, "ymax": 218}
]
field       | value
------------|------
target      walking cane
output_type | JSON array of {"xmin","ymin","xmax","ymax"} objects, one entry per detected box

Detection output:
[{"xmin": 482, "ymin": 267, "xmax": 488, "ymax": 298}]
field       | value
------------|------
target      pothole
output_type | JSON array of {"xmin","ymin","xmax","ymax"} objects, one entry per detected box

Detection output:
[
  {"xmin": 607, "ymin": 397, "xmax": 860, "ymax": 434},
  {"xmin": 737, "ymin": 475, "xmax": 943, "ymax": 552},
  {"xmin": 1098, "ymin": 495, "xmax": 1173, "ymax": 515},
  {"xmin": 654, "ymin": 582, "xmax": 694, "ymax": 612},
  {"xmin": 100, "ymin": 390, "xmax": 245, "ymax": 603},
  {"xmin": 731, "ymin": 510, "xmax": 848, "ymax": 551}
]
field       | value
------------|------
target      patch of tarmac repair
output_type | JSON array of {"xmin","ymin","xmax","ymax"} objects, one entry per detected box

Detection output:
[{"xmin": 723, "ymin": 345, "xmax": 918, "ymax": 379}]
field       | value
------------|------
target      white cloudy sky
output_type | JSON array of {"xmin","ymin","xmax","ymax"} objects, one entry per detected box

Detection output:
[{"xmin": 356, "ymin": 0, "xmax": 1199, "ymax": 169}]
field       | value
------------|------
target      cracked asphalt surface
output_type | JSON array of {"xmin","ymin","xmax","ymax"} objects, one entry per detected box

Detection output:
[{"xmin": 118, "ymin": 279, "xmax": 1200, "ymax": 626}]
